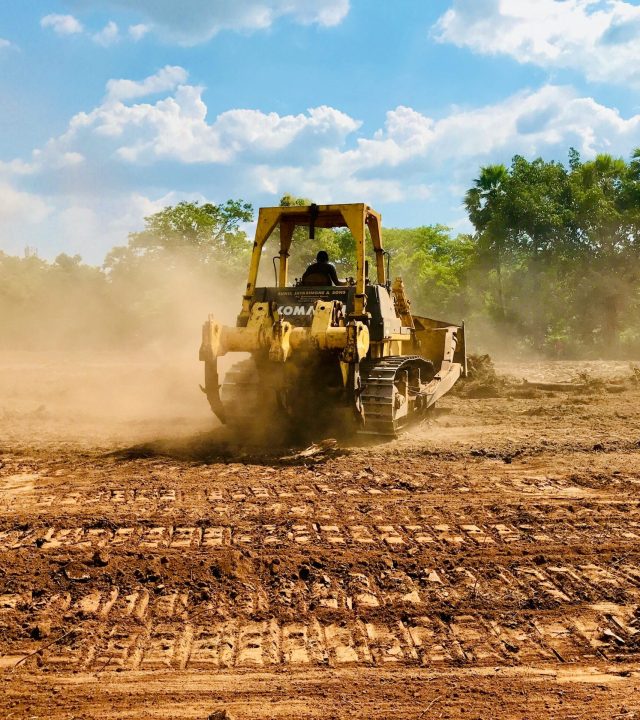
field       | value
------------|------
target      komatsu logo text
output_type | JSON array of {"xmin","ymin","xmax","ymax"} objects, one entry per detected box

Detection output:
[{"xmin": 278, "ymin": 305, "xmax": 315, "ymax": 316}]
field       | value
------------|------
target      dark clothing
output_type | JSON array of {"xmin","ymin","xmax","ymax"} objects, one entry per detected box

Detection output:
[{"xmin": 301, "ymin": 261, "xmax": 341, "ymax": 286}]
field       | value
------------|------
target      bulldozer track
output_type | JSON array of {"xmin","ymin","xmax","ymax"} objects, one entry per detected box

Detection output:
[
  {"xmin": 360, "ymin": 356, "xmax": 435, "ymax": 436},
  {"xmin": 3, "ymin": 455, "xmax": 640, "ymax": 676},
  {"xmin": 1, "ymin": 597, "xmax": 638, "ymax": 671}
]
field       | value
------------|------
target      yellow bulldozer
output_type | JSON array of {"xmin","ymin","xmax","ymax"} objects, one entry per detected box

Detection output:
[{"xmin": 199, "ymin": 203, "xmax": 466, "ymax": 437}]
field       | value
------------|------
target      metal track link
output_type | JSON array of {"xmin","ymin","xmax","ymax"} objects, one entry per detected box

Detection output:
[{"xmin": 360, "ymin": 356, "xmax": 434, "ymax": 437}]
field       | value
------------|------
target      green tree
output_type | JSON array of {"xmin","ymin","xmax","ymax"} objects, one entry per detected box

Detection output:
[
  {"xmin": 103, "ymin": 199, "xmax": 254, "ymax": 343},
  {"xmin": 105, "ymin": 200, "xmax": 253, "ymax": 275},
  {"xmin": 499, "ymin": 156, "xmax": 576, "ymax": 348},
  {"xmin": 464, "ymin": 164, "xmax": 509, "ymax": 320},
  {"xmin": 568, "ymin": 152, "xmax": 639, "ymax": 350},
  {"xmin": 502, "ymin": 156, "xmax": 574, "ymax": 257},
  {"xmin": 0, "ymin": 251, "xmax": 113, "ymax": 350},
  {"xmin": 384, "ymin": 226, "xmax": 475, "ymax": 317},
  {"xmin": 463, "ymin": 148, "xmax": 640, "ymax": 356}
]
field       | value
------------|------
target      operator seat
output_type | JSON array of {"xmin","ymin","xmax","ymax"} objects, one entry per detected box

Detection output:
[{"xmin": 301, "ymin": 271, "xmax": 332, "ymax": 286}]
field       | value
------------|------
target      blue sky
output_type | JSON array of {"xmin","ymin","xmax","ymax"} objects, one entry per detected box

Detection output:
[{"xmin": 2, "ymin": 0, "xmax": 640, "ymax": 261}]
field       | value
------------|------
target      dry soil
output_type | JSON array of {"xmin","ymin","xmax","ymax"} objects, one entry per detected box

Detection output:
[{"xmin": 2, "ymin": 354, "xmax": 640, "ymax": 719}]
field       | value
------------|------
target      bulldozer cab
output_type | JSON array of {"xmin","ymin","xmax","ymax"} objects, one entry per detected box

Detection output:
[{"xmin": 240, "ymin": 203, "xmax": 385, "ymax": 324}]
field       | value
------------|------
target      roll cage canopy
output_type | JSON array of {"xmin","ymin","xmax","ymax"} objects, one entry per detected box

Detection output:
[{"xmin": 241, "ymin": 203, "xmax": 385, "ymax": 320}]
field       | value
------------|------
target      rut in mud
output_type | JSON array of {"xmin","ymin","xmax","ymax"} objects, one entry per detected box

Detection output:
[{"xmin": 2, "ymin": 356, "xmax": 640, "ymax": 718}]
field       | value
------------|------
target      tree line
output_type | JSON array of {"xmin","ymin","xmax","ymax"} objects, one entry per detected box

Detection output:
[
  {"xmin": 1, "ymin": 148, "xmax": 639, "ymax": 356},
  {"xmin": 465, "ymin": 149, "xmax": 640, "ymax": 356}
]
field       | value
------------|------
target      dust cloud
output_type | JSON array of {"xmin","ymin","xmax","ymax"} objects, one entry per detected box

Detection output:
[{"xmin": 0, "ymin": 253, "xmax": 242, "ymax": 447}]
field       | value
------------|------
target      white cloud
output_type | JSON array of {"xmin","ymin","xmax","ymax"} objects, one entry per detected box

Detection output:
[
  {"xmin": 11, "ymin": 69, "xmax": 640, "ymax": 181},
  {"xmin": 5, "ymin": 67, "xmax": 640, "ymax": 260},
  {"xmin": 92, "ymin": 20, "xmax": 120, "ymax": 46},
  {"xmin": 40, "ymin": 13, "xmax": 84, "ymax": 35},
  {"xmin": 433, "ymin": 0, "xmax": 640, "ymax": 86},
  {"xmin": 321, "ymin": 85, "xmax": 640, "ymax": 186},
  {"xmin": 112, "ymin": 99, "xmax": 359, "ymax": 164},
  {"xmin": 128, "ymin": 23, "xmax": 149, "ymax": 41},
  {"xmin": 42, "ymin": 69, "xmax": 361, "ymax": 166},
  {"xmin": 78, "ymin": 0, "xmax": 350, "ymax": 44},
  {"xmin": 40, "ymin": 13, "xmax": 140, "ymax": 48},
  {"xmin": 105, "ymin": 65, "xmax": 188, "ymax": 101},
  {"xmin": 0, "ymin": 38, "xmax": 12, "ymax": 49},
  {"xmin": 251, "ymin": 164, "xmax": 430, "ymax": 204},
  {"xmin": 59, "ymin": 151, "xmax": 85, "ymax": 167},
  {"xmin": 0, "ymin": 181, "xmax": 51, "ymax": 231},
  {"xmin": 0, "ymin": 190, "xmax": 178, "ymax": 259},
  {"xmin": 0, "ymin": 158, "xmax": 36, "ymax": 176}
]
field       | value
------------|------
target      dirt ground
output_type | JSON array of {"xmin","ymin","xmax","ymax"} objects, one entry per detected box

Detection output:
[{"xmin": 2, "ymin": 352, "xmax": 640, "ymax": 719}]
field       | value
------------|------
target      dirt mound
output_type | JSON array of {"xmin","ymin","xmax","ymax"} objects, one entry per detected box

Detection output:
[{"xmin": 454, "ymin": 353, "xmax": 511, "ymax": 398}]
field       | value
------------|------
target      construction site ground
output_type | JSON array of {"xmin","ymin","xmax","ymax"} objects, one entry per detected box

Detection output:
[{"xmin": 2, "ymin": 353, "xmax": 640, "ymax": 719}]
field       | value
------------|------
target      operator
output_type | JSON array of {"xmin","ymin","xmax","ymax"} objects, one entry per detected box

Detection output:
[{"xmin": 301, "ymin": 250, "xmax": 347, "ymax": 286}]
